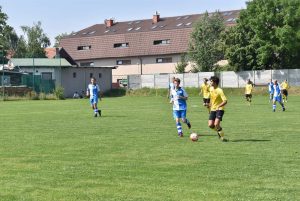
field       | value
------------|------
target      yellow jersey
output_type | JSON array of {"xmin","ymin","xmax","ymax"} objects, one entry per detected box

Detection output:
[
  {"xmin": 281, "ymin": 82, "xmax": 289, "ymax": 90},
  {"xmin": 200, "ymin": 83, "xmax": 210, "ymax": 99},
  {"xmin": 209, "ymin": 87, "xmax": 227, "ymax": 111},
  {"xmin": 245, "ymin": 84, "xmax": 253, "ymax": 94}
]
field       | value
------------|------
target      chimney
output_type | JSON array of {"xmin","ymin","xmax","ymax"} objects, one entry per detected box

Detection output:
[
  {"xmin": 105, "ymin": 19, "xmax": 114, "ymax": 27},
  {"xmin": 152, "ymin": 11, "xmax": 160, "ymax": 24}
]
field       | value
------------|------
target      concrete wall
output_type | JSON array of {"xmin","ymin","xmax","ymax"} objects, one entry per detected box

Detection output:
[{"xmin": 61, "ymin": 67, "xmax": 112, "ymax": 97}]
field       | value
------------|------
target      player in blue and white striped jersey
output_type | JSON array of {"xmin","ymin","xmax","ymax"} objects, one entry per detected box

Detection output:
[
  {"xmin": 168, "ymin": 76, "xmax": 176, "ymax": 103},
  {"xmin": 272, "ymin": 80, "xmax": 285, "ymax": 112},
  {"xmin": 86, "ymin": 77, "xmax": 101, "ymax": 117},
  {"xmin": 268, "ymin": 79, "xmax": 274, "ymax": 103},
  {"xmin": 171, "ymin": 78, "xmax": 191, "ymax": 137}
]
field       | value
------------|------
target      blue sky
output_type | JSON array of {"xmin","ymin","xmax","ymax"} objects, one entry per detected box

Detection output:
[{"xmin": 0, "ymin": 0, "xmax": 246, "ymax": 46}]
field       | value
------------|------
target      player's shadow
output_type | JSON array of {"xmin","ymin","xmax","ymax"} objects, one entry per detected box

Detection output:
[
  {"xmin": 231, "ymin": 139, "xmax": 271, "ymax": 142},
  {"xmin": 199, "ymin": 134, "xmax": 217, "ymax": 137}
]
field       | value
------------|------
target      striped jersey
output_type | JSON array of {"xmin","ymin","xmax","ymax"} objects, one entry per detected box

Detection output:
[
  {"xmin": 268, "ymin": 82, "xmax": 274, "ymax": 93},
  {"xmin": 171, "ymin": 87, "xmax": 188, "ymax": 110},
  {"xmin": 273, "ymin": 84, "xmax": 281, "ymax": 97},
  {"xmin": 87, "ymin": 84, "xmax": 100, "ymax": 99}
]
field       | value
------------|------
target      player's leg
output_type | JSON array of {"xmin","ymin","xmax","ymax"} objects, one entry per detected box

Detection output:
[
  {"xmin": 272, "ymin": 98, "xmax": 277, "ymax": 112},
  {"xmin": 279, "ymin": 98, "xmax": 285, "ymax": 111},
  {"xmin": 208, "ymin": 111, "xmax": 216, "ymax": 130},
  {"xmin": 214, "ymin": 110, "xmax": 227, "ymax": 141},
  {"xmin": 181, "ymin": 110, "xmax": 191, "ymax": 129},
  {"xmin": 174, "ymin": 111, "xmax": 183, "ymax": 137}
]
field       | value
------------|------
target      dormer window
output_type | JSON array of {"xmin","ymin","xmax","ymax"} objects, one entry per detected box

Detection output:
[
  {"xmin": 153, "ymin": 39, "xmax": 170, "ymax": 45},
  {"xmin": 77, "ymin": 45, "xmax": 91, "ymax": 50},
  {"xmin": 114, "ymin": 43, "xmax": 129, "ymax": 48}
]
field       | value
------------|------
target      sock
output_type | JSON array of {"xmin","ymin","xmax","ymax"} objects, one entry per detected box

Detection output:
[
  {"xmin": 217, "ymin": 127, "xmax": 224, "ymax": 137},
  {"xmin": 273, "ymin": 104, "xmax": 276, "ymax": 110},
  {"xmin": 94, "ymin": 108, "xmax": 98, "ymax": 113},
  {"xmin": 185, "ymin": 119, "xmax": 190, "ymax": 125},
  {"xmin": 176, "ymin": 122, "xmax": 182, "ymax": 134}
]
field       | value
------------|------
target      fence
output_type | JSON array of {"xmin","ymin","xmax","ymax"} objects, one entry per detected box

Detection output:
[{"xmin": 127, "ymin": 69, "xmax": 300, "ymax": 89}]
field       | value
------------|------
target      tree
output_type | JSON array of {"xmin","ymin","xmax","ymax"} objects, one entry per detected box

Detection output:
[
  {"xmin": 225, "ymin": 0, "xmax": 300, "ymax": 70},
  {"xmin": 21, "ymin": 21, "xmax": 51, "ymax": 57},
  {"xmin": 174, "ymin": 54, "xmax": 188, "ymax": 73},
  {"xmin": 188, "ymin": 11, "xmax": 225, "ymax": 72},
  {"xmin": 54, "ymin": 32, "xmax": 69, "ymax": 47}
]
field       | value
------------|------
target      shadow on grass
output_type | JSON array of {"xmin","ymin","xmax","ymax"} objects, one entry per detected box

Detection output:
[{"xmin": 230, "ymin": 139, "xmax": 271, "ymax": 142}]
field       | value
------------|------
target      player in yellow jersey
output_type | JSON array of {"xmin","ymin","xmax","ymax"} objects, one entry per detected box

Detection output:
[
  {"xmin": 199, "ymin": 78, "xmax": 210, "ymax": 113},
  {"xmin": 280, "ymin": 79, "xmax": 290, "ymax": 102},
  {"xmin": 208, "ymin": 76, "xmax": 228, "ymax": 142},
  {"xmin": 245, "ymin": 79, "xmax": 253, "ymax": 105}
]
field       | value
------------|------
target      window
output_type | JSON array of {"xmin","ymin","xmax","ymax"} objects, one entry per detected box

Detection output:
[
  {"xmin": 80, "ymin": 62, "xmax": 94, "ymax": 67},
  {"xmin": 185, "ymin": 22, "xmax": 192, "ymax": 26},
  {"xmin": 73, "ymin": 72, "xmax": 76, "ymax": 78},
  {"xmin": 156, "ymin": 57, "xmax": 172, "ymax": 63},
  {"xmin": 176, "ymin": 23, "xmax": 183, "ymax": 27},
  {"xmin": 153, "ymin": 39, "xmax": 170, "ymax": 45},
  {"xmin": 116, "ymin": 60, "xmax": 131, "ymax": 65},
  {"xmin": 88, "ymin": 31, "xmax": 96, "ymax": 35},
  {"xmin": 41, "ymin": 72, "xmax": 52, "ymax": 80},
  {"xmin": 114, "ymin": 43, "xmax": 129, "ymax": 48},
  {"xmin": 127, "ymin": 28, "xmax": 133, "ymax": 31},
  {"xmin": 151, "ymin": 25, "xmax": 157, "ymax": 29},
  {"xmin": 99, "ymin": 73, "xmax": 102, "ymax": 78},
  {"xmin": 77, "ymin": 45, "xmax": 91, "ymax": 50},
  {"xmin": 90, "ymin": 73, "xmax": 93, "ymax": 78},
  {"xmin": 104, "ymin": 30, "xmax": 110, "ymax": 33},
  {"xmin": 135, "ymin": 27, "xmax": 141, "ymax": 31}
]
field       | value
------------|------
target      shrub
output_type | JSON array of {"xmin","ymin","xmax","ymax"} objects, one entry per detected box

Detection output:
[{"xmin": 53, "ymin": 86, "xmax": 65, "ymax": 100}]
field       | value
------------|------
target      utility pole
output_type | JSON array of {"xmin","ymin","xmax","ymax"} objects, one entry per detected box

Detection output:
[{"xmin": 2, "ymin": 48, "xmax": 4, "ymax": 100}]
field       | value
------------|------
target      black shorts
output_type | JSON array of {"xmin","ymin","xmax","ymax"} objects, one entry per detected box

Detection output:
[
  {"xmin": 209, "ymin": 110, "xmax": 225, "ymax": 121},
  {"xmin": 203, "ymin": 98, "xmax": 210, "ymax": 104},
  {"xmin": 245, "ymin": 94, "xmax": 252, "ymax": 98},
  {"xmin": 282, "ymin": 89, "xmax": 288, "ymax": 96}
]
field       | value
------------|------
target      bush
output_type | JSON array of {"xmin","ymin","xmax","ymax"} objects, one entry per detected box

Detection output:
[
  {"xmin": 103, "ymin": 88, "xmax": 127, "ymax": 97},
  {"xmin": 53, "ymin": 86, "xmax": 65, "ymax": 100}
]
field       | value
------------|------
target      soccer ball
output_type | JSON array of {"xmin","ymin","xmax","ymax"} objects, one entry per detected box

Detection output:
[{"xmin": 189, "ymin": 133, "xmax": 199, "ymax": 142}]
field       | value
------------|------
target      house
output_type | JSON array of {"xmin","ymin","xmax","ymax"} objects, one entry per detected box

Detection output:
[
  {"xmin": 9, "ymin": 58, "xmax": 116, "ymax": 97},
  {"xmin": 59, "ymin": 10, "xmax": 240, "ymax": 83}
]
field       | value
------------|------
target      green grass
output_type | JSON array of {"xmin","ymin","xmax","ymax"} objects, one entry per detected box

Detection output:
[{"xmin": 0, "ymin": 96, "xmax": 299, "ymax": 201}]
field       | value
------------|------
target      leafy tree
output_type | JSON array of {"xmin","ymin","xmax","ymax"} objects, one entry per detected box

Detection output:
[
  {"xmin": 188, "ymin": 11, "xmax": 225, "ymax": 72},
  {"xmin": 54, "ymin": 32, "xmax": 69, "ymax": 47},
  {"xmin": 225, "ymin": 0, "xmax": 300, "ymax": 70},
  {"xmin": 174, "ymin": 54, "xmax": 188, "ymax": 73},
  {"xmin": 21, "ymin": 21, "xmax": 51, "ymax": 57}
]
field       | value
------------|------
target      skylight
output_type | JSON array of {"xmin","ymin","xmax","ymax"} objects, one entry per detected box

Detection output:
[
  {"xmin": 135, "ymin": 27, "xmax": 141, "ymax": 30},
  {"xmin": 185, "ymin": 22, "xmax": 192, "ymax": 26},
  {"xmin": 176, "ymin": 23, "xmax": 183, "ymax": 27},
  {"xmin": 183, "ymin": 16, "xmax": 190, "ymax": 19},
  {"xmin": 135, "ymin": 21, "xmax": 141, "ymax": 24},
  {"xmin": 152, "ymin": 25, "xmax": 157, "ymax": 29},
  {"xmin": 176, "ymin": 17, "xmax": 182, "ymax": 20},
  {"xmin": 127, "ymin": 28, "xmax": 133, "ymax": 31},
  {"xmin": 104, "ymin": 30, "xmax": 110, "ymax": 33},
  {"xmin": 88, "ymin": 31, "xmax": 96, "ymax": 35}
]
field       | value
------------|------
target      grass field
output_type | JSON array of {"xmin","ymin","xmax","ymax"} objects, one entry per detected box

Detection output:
[{"xmin": 0, "ymin": 95, "xmax": 299, "ymax": 201}]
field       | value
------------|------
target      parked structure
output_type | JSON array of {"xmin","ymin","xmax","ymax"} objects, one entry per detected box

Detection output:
[{"xmin": 59, "ymin": 10, "xmax": 240, "ymax": 82}]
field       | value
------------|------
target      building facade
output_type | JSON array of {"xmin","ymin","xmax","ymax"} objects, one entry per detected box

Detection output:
[{"xmin": 60, "ymin": 10, "xmax": 240, "ymax": 82}]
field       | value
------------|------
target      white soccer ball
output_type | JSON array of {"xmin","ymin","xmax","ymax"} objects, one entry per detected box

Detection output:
[{"xmin": 189, "ymin": 133, "xmax": 199, "ymax": 142}]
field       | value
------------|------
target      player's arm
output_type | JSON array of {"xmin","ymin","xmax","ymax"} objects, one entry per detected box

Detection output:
[
  {"xmin": 217, "ymin": 100, "xmax": 227, "ymax": 109},
  {"xmin": 86, "ymin": 88, "xmax": 90, "ymax": 97},
  {"xmin": 218, "ymin": 90, "xmax": 227, "ymax": 109},
  {"xmin": 178, "ymin": 90, "xmax": 188, "ymax": 100}
]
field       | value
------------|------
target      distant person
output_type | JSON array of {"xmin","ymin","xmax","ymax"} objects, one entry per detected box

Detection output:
[
  {"xmin": 80, "ymin": 90, "xmax": 85, "ymax": 98},
  {"xmin": 280, "ymin": 79, "xmax": 290, "ymax": 103},
  {"xmin": 245, "ymin": 79, "xmax": 253, "ymax": 105},
  {"xmin": 73, "ymin": 91, "xmax": 80, "ymax": 99},
  {"xmin": 199, "ymin": 78, "xmax": 210, "ymax": 113},
  {"xmin": 272, "ymin": 80, "xmax": 285, "ymax": 112},
  {"xmin": 171, "ymin": 78, "xmax": 191, "ymax": 137},
  {"xmin": 86, "ymin": 77, "xmax": 101, "ymax": 117},
  {"xmin": 268, "ymin": 79, "xmax": 274, "ymax": 103},
  {"xmin": 208, "ymin": 76, "xmax": 228, "ymax": 142},
  {"xmin": 168, "ymin": 76, "xmax": 176, "ymax": 103}
]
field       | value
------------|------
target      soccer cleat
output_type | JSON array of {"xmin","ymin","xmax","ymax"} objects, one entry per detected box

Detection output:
[
  {"xmin": 220, "ymin": 137, "xmax": 229, "ymax": 142},
  {"xmin": 98, "ymin": 110, "xmax": 102, "ymax": 116},
  {"xmin": 94, "ymin": 113, "xmax": 97, "ymax": 117},
  {"xmin": 187, "ymin": 122, "xmax": 191, "ymax": 129},
  {"xmin": 282, "ymin": 108, "xmax": 285, "ymax": 112},
  {"xmin": 178, "ymin": 132, "xmax": 184, "ymax": 137}
]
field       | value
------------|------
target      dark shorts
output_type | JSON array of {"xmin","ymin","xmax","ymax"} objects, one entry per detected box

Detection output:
[
  {"xmin": 245, "ymin": 94, "xmax": 252, "ymax": 98},
  {"xmin": 209, "ymin": 110, "xmax": 225, "ymax": 121},
  {"xmin": 282, "ymin": 89, "xmax": 288, "ymax": 96},
  {"xmin": 203, "ymin": 98, "xmax": 210, "ymax": 104}
]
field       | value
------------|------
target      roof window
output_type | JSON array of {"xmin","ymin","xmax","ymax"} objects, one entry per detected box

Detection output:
[{"xmin": 114, "ymin": 43, "xmax": 129, "ymax": 48}]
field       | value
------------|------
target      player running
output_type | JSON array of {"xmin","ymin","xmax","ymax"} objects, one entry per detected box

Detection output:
[
  {"xmin": 86, "ymin": 77, "xmax": 101, "ymax": 117},
  {"xmin": 245, "ymin": 79, "xmax": 253, "ymax": 105},
  {"xmin": 268, "ymin": 79, "xmax": 274, "ymax": 103},
  {"xmin": 208, "ymin": 76, "xmax": 228, "ymax": 142},
  {"xmin": 272, "ymin": 80, "xmax": 285, "ymax": 112},
  {"xmin": 199, "ymin": 78, "xmax": 210, "ymax": 113},
  {"xmin": 280, "ymin": 79, "xmax": 290, "ymax": 103},
  {"xmin": 171, "ymin": 78, "xmax": 191, "ymax": 137}
]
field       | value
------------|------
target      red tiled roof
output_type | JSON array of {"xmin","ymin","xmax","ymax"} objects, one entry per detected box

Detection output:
[
  {"xmin": 45, "ymin": 48, "xmax": 56, "ymax": 58},
  {"xmin": 60, "ymin": 10, "xmax": 240, "ymax": 60}
]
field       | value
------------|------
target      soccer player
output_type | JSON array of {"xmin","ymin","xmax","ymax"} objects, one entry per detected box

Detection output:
[
  {"xmin": 168, "ymin": 76, "xmax": 176, "ymax": 103},
  {"xmin": 245, "ymin": 79, "xmax": 253, "ymax": 105},
  {"xmin": 280, "ymin": 79, "xmax": 290, "ymax": 103},
  {"xmin": 199, "ymin": 78, "xmax": 210, "ymax": 113},
  {"xmin": 272, "ymin": 80, "xmax": 285, "ymax": 112},
  {"xmin": 268, "ymin": 79, "xmax": 274, "ymax": 103},
  {"xmin": 86, "ymin": 77, "xmax": 101, "ymax": 117},
  {"xmin": 208, "ymin": 76, "xmax": 228, "ymax": 142},
  {"xmin": 171, "ymin": 78, "xmax": 191, "ymax": 137}
]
